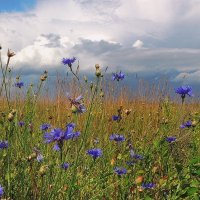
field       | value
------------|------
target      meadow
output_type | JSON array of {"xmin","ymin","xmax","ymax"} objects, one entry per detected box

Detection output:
[{"xmin": 0, "ymin": 48, "xmax": 199, "ymax": 199}]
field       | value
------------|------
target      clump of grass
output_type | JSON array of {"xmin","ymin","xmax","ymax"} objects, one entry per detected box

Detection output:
[{"xmin": 0, "ymin": 47, "xmax": 199, "ymax": 199}]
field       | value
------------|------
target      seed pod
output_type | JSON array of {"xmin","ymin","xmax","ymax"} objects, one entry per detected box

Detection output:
[
  {"xmin": 39, "ymin": 165, "xmax": 48, "ymax": 176},
  {"xmin": 8, "ymin": 113, "xmax": 14, "ymax": 122},
  {"xmin": 7, "ymin": 49, "xmax": 15, "ymax": 57}
]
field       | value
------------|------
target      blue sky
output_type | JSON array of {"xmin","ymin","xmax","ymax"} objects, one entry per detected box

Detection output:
[
  {"xmin": 0, "ymin": 0, "xmax": 36, "ymax": 12},
  {"xmin": 0, "ymin": 0, "xmax": 200, "ymax": 85}
]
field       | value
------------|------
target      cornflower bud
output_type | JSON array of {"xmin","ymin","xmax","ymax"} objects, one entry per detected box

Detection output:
[
  {"xmin": 95, "ymin": 64, "xmax": 102, "ymax": 77},
  {"xmin": 7, "ymin": 49, "xmax": 15, "ymax": 57}
]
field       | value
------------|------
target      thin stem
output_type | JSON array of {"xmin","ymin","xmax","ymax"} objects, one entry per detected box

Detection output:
[{"xmin": 68, "ymin": 77, "xmax": 100, "ymax": 198}]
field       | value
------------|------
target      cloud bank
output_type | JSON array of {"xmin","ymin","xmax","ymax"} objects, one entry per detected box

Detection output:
[{"xmin": 0, "ymin": 0, "xmax": 200, "ymax": 83}]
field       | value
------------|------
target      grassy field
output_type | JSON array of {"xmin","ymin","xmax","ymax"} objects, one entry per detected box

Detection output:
[{"xmin": 0, "ymin": 49, "xmax": 199, "ymax": 199}]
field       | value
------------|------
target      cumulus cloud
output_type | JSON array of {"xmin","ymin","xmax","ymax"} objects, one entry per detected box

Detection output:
[{"xmin": 132, "ymin": 40, "xmax": 144, "ymax": 49}]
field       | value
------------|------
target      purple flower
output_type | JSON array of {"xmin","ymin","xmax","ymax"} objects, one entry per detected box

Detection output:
[
  {"xmin": 110, "ymin": 134, "xmax": 125, "ymax": 142},
  {"xmin": 44, "ymin": 128, "xmax": 64, "ymax": 144},
  {"xmin": 142, "ymin": 183, "xmax": 156, "ymax": 189},
  {"xmin": 64, "ymin": 123, "xmax": 81, "ymax": 140},
  {"xmin": 0, "ymin": 185, "xmax": 4, "ymax": 197},
  {"xmin": 43, "ymin": 123, "xmax": 80, "ymax": 151},
  {"xmin": 15, "ymin": 81, "xmax": 24, "ymax": 88},
  {"xmin": 67, "ymin": 94, "xmax": 87, "ymax": 114},
  {"xmin": 180, "ymin": 121, "xmax": 192, "ymax": 128},
  {"xmin": 0, "ymin": 141, "xmax": 8, "ymax": 150},
  {"xmin": 166, "ymin": 136, "xmax": 176, "ymax": 143},
  {"xmin": 62, "ymin": 57, "xmax": 76, "ymax": 67},
  {"xmin": 130, "ymin": 149, "xmax": 143, "ymax": 160},
  {"xmin": 175, "ymin": 86, "xmax": 193, "ymax": 99},
  {"xmin": 18, "ymin": 121, "xmax": 25, "ymax": 127},
  {"xmin": 87, "ymin": 148, "xmax": 103, "ymax": 159},
  {"xmin": 126, "ymin": 161, "xmax": 135, "ymax": 166},
  {"xmin": 114, "ymin": 167, "xmax": 127, "ymax": 176},
  {"xmin": 61, "ymin": 162, "xmax": 70, "ymax": 170},
  {"xmin": 112, "ymin": 115, "xmax": 121, "ymax": 121},
  {"xmin": 112, "ymin": 71, "xmax": 125, "ymax": 81},
  {"xmin": 36, "ymin": 154, "xmax": 44, "ymax": 162},
  {"xmin": 40, "ymin": 123, "xmax": 51, "ymax": 131}
]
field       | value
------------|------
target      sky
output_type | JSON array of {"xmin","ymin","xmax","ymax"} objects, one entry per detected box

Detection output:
[{"xmin": 1, "ymin": 0, "xmax": 200, "ymax": 85}]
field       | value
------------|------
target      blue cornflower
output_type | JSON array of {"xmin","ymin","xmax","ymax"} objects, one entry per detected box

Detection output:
[
  {"xmin": 62, "ymin": 57, "xmax": 76, "ymax": 67},
  {"xmin": 87, "ymin": 148, "xmax": 103, "ymax": 159},
  {"xmin": 43, "ymin": 123, "xmax": 80, "ymax": 151},
  {"xmin": 180, "ymin": 121, "xmax": 192, "ymax": 128},
  {"xmin": 15, "ymin": 81, "xmax": 24, "ymax": 88},
  {"xmin": 36, "ymin": 154, "xmax": 44, "ymax": 162},
  {"xmin": 130, "ymin": 149, "xmax": 143, "ymax": 160},
  {"xmin": 44, "ymin": 128, "xmax": 65, "ymax": 151},
  {"xmin": 0, "ymin": 141, "xmax": 8, "ymax": 150},
  {"xmin": 61, "ymin": 162, "xmax": 70, "ymax": 170},
  {"xmin": 110, "ymin": 134, "xmax": 125, "ymax": 142},
  {"xmin": 67, "ymin": 94, "xmax": 87, "ymax": 114},
  {"xmin": 112, "ymin": 115, "xmax": 121, "ymax": 121},
  {"xmin": 64, "ymin": 123, "xmax": 81, "ymax": 140},
  {"xmin": 114, "ymin": 167, "xmax": 127, "ymax": 176},
  {"xmin": 18, "ymin": 121, "xmax": 25, "ymax": 127},
  {"xmin": 112, "ymin": 71, "xmax": 125, "ymax": 81},
  {"xmin": 44, "ymin": 128, "xmax": 64, "ymax": 143},
  {"xmin": 0, "ymin": 185, "xmax": 4, "ymax": 197},
  {"xmin": 175, "ymin": 86, "xmax": 193, "ymax": 101},
  {"xmin": 126, "ymin": 161, "xmax": 135, "ymax": 166},
  {"xmin": 166, "ymin": 136, "xmax": 176, "ymax": 143},
  {"xmin": 40, "ymin": 123, "xmax": 51, "ymax": 131},
  {"xmin": 142, "ymin": 183, "xmax": 156, "ymax": 189}
]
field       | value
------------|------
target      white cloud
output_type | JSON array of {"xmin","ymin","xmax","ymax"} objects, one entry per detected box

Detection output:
[
  {"xmin": 132, "ymin": 40, "xmax": 144, "ymax": 49},
  {"xmin": 174, "ymin": 71, "xmax": 200, "ymax": 83},
  {"xmin": 0, "ymin": 0, "xmax": 200, "ymax": 82}
]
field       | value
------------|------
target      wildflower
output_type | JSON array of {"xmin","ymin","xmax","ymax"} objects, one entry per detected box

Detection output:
[
  {"xmin": 67, "ymin": 94, "xmax": 86, "ymax": 114},
  {"xmin": 7, "ymin": 49, "xmax": 15, "ymax": 57},
  {"xmin": 43, "ymin": 123, "xmax": 80, "ymax": 151},
  {"xmin": 112, "ymin": 115, "xmax": 121, "ymax": 121},
  {"xmin": 36, "ymin": 154, "xmax": 44, "ymax": 162},
  {"xmin": 15, "ymin": 81, "xmax": 24, "ymax": 88},
  {"xmin": 114, "ymin": 167, "xmax": 127, "ymax": 176},
  {"xmin": 44, "ymin": 128, "xmax": 64, "ymax": 151},
  {"xmin": 166, "ymin": 136, "xmax": 176, "ymax": 143},
  {"xmin": 62, "ymin": 57, "xmax": 76, "ymax": 67},
  {"xmin": 175, "ymin": 86, "xmax": 193, "ymax": 103},
  {"xmin": 112, "ymin": 71, "xmax": 125, "ymax": 81},
  {"xmin": 180, "ymin": 120, "xmax": 192, "ymax": 128},
  {"xmin": 87, "ymin": 148, "xmax": 103, "ymax": 159},
  {"xmin": 40, "ymin": 123, "xmax": 51, "ymax": 131},
  {"xmin": 130, "ymin": 149, "xmax": 143, "ymax": 160},
  {"xmin": 18, "ymin": 121, "xmax": 25, "ymax": 127},
  {"xmin": 126, "ymin": 161, "xmax": 135, "ymax": 166},
  {"xmin": 0, "ymin": 141, "xmax": 8, "ymax": 149},
  {"xmin": 0, "ymin": 185, "xmax": 4, "ymax": 197},
  {"xmin": 61, "ymin": 162, "xmax": 70, "ymax": 170},
  {"xmin": 141, "ymin": 183, "xmax": 156, "ymax": 189},
  {"xmin": 64, "ymin": 123, "xmax": 81, "ymax": 140},
  {"xmin": 110, "ymin": 134, "xmax": 125, "ymax": 142}
]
